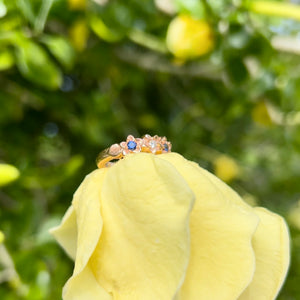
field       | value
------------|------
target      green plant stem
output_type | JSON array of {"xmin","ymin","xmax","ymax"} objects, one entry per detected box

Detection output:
[
  {"xmin": 128, "ymin": 30, "xmax": 168, "ymax": 54},
  {"xmin": 16, "ymin": 0, "xmax": 35, "ymax": 25},
  {"xmin": 34, "ymin": 0, "xmax": 54, "ymax": 35}
]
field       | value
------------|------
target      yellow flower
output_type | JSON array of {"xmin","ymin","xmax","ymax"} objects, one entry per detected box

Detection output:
[
  {"xmin": 213, "ymin": 154, "xmax": 241, "ymax": 183},
  {"xmin": 51, "ymin": 152, "xmax": 290, "ymax": 300},
  {"xmin": 0, "ymin": 163, "xmax": 20, "ymax": 186},
  {"xmin": 166, "ymin": 15, "xmax": 214, "ymax": 59}
]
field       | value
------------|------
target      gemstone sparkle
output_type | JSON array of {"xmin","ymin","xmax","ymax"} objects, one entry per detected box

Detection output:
[
  {"xmin": 127, "ymin": 141, "xmax": 137, "ymax": 150},
  {"xmin": 149, "ymin": 140, "xmax": 157, "ymax": 149}
]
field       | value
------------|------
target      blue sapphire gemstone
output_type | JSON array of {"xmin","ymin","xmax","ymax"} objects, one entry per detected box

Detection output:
[
  {"xmin": 163, "ymin": 143, "xmax": 169, "ymax": 151},
  {"xmin": 127, "ymin": 140, "xmax": 137, "ymax": 150}
]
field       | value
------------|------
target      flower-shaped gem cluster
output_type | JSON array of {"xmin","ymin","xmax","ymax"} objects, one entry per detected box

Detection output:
[
  {"xmin": 107, "ymin": 134, "xmax": 172, "ymax": 157},
  {"xmin": 120, "ymin": 135, "xmax": 144, "ymax": 155},
  {"xmin": 142, "ymin": 134, "xmax": 172, "ymax": 154}
]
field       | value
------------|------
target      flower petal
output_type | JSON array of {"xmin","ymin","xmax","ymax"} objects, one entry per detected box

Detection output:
[
  {"xmin": 63, "ymin": 264, "xmax": 112, "ymax": 300},
  {"xmin": 238, "ymin": 207, "xmax": 290, "ymax": 300},
  {"xmin": 50, "ymin": 205, "xmax": 77, "ymax": 260},
  {"xmin": 63, "ymin": 168, "xmax": 108, "ymax": 298},
  {"xmin": 72, "ymin": 168, "xmax": 107, "ymax": 274},
  {"xmin": 89, "ymin": 153, "xmax": 195, "ymax": 300},
  {"xmin": 50, "ymin": 176, "xmax": 90, "ymax": 260},
  {"xmin": 160, "ymin": 153, "xmax": 259, "ymax": 300},
  {"xmin": 189, "ymin": 159, "xmax": 290, "ymax": 300}
]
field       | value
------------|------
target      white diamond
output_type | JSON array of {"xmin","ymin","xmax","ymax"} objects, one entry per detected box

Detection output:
[{"xmin": 149, "ymin": 140, "xmax": 157, "ymax": 149}]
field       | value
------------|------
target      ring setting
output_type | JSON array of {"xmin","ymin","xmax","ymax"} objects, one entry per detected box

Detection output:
[{"xmin": 96, "ymin": 134, "xmax": 172, "ymax": 168}]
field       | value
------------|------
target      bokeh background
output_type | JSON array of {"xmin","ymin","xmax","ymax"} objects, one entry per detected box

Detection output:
[{"xmin": 0, "ymin": 0, "xmax": 300, "ymax": 299}]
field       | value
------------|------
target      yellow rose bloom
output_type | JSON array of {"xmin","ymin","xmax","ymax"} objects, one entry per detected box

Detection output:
[
  {"xmin": 166, "ymin": 15, "xmax": 214, "ymax": 59},
  {"xmin": 51, "ymin": 152, "xmax": 290, "ymax": 300}
]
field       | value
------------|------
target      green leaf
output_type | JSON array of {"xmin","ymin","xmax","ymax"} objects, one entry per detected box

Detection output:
[
  {"xmin": 226, "ymin": 55, "xmax": 249, "ymax": 84},
  {"xmin": 89, "ymin": 15, "xmax": 124, "ymax": 42},
  {"xmin": 174, "ymin": 0, "xmax": 205, "ymax": 19},
  {"xmin": 0, "ymin": 16, "xmax": 22, "ymax": 32},
  {"xmin": 0, "ymin": 231, "xmax": 4, "ymax": 244},
  {"xmin": 15, "ymin": 39, "xmax": 62, "ymax": 89},
  {"xmin": 41, "ymin": 35, "xmax": 76, "ymax": 69},
  {"xmin": 64, "ymin": 155, "xmax": 84, "ymax": 177},
  {"xmin": 128, "ymin": 29, "xmax": 168, "ymax": 53},
  {"xmin": 248, "ymin": 1, "xmax": 300, "ymax": 22},
  {"xmin": 0, "ymin": 50, "xmax": 14, "ymax": 70}
]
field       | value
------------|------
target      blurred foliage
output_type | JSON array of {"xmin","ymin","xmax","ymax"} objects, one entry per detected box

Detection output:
[{"xmin": 0, "ymin": 0, "xmax": 300, "ymax": 299}]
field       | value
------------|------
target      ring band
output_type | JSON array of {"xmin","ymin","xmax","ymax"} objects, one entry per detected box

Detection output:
[{"xmin": 96, "ymin": 134, "xmax": 172, "ymax": 168}]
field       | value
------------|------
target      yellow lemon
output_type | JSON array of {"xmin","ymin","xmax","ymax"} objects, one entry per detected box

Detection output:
[
  {"xmin": 213, "ymin": 154, "xmax": 240, "ymax": 183},
  {"xmin": 69, "ymin": 20, "xmax": 89, "ymax": 52},
  {"xmin": 51, "ymin": 152, "xmax": 289, "ymax": 300},
  {"xmin": 68, "ymin": 0, "xmax": 86, "ymax": 10},
  {"xmin": 0, "ymin": 164, "xmax": 20, "ymax": 186},
  {"xmin": 166, "ymin": 15, "xmax": 214, "ymax": 59}
]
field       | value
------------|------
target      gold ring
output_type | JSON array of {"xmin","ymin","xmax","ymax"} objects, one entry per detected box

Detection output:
[{"xmin": 96, "ymin": 134, "xmax": 172, "ymax": 168}]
